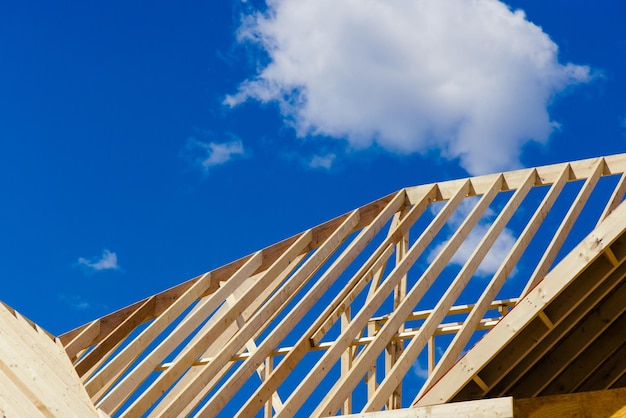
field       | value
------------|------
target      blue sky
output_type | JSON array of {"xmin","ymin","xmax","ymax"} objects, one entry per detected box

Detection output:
[{"xmin": 1, "ymin": 0, "xmax": 625, "ymax": 336}]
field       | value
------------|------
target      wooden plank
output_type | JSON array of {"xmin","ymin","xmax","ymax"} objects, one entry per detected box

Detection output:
[
  {"xmin": 361, "ymin": 205, "xmax": 413, "ymax": 361},
  {"xmin": 153, "ymin": 211, "xmax": 360, "ymax": 417},
  {"xmin": 366, "ymin": 322, "xmax": 378, "ymax": 401},
  {"xmin": 344, "ymin": 397, "xmax": 514, "ymax": 418},
  {"xmin": 365, "ymin": 221, "xmax": 397, "ymax": 407},
  {"xmin": 0, "ymin": 367, "xmax": 48, "ymax": 418},
  {"xmin": 173, "ymin": 269, "xmax": 261, "ymax": 351},
  {"xmin": 323, "ymin": 178, "xmax": 493, "ymax": 414},
  {"xmin": 521, "ymin": 158, "xmax": 604, "ymax": 296},
  {"xmin": 64, "ymin": 319, "xmax": 100, "ymax": 361},
  {"xmin": 605, "ymin": 247, "xmax": 620, "ymax": 266},
  {"xmin": 415, "ymin": 198, "xmax": 626, "ymax": 406},
  {"xmin": 97, "ymin": 409, "xmax": 111, "ymax": 418},
  {"xmin": 418, "ymin": 165, "xmax": 568, "ymax": 400},
  {"xmin": 604, "ymin": 153, "xmax": 626, "ymax": 175},
  {"xmin": 264, "ymin": 355, "xmax": 276, "ymax": 418},
  {"xmin": 0, "ymin": 355, "xmax": 53, "ymax": 417},
  {"xmin": 341, "ymin": 307, "xmax": 354, "ymax": 414},
  {"xmin": 513, "ymin": 387, "xmax": 626, "ymax": 418},
  {"xmin": 193, "ymin": 191, "xmax": 407, "ymax": 417},
  {"xmin": 370, "ymin": 299, "xmax": 517, "ymax": 325},
  {"xmin": 299, "ymin": 180, "xmax": 473, "ymax": 417},
  {"xmin": 386, "ymin": 205, "xmax": 410, "ymax": 410}
]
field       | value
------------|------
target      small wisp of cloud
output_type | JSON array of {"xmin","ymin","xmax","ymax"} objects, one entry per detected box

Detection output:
[
  {"xmin": 77, "ymin": 249, "xmax": 120, "ymax": 273},
  {"xmin": 58, "ymin": 293, "xmax": 109, "ymax": 312},
  {"xmin": 308, "ymin": 153, "xmax": 336, "ymax": 170},
  {"xmin": 181, "ymin": 133, "xmax": 246, "ymax": 174},
  {"xmin": 60, "ymin": 294, "xmax": 91, "ymax": 310},
  {"xmin": 412, "ymin": 359, "xmax": 430, "ymax": 380}
]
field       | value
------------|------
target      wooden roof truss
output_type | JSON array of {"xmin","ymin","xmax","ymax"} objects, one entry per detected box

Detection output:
[{"xmin": 58, "ymin": 154, "xmax": 626, "ymax": 417}]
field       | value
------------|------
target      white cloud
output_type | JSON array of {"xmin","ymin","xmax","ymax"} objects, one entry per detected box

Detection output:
[
  {"xmin": 308, "ymin": 153, "xmax": 336, "ymax": 169},
  {"xmin": 58, "ymin": 293, "xmax": 110, "ymax": 311},
  {"xmin": 427, "ymin": 200, "xmax": 517, "ymax": 277},
  {"xmin": 443, "ymin": 223, "xmax": 517, "ymax": 276},
  {"xmin": 58, "ymin": 294, "xmax": 91, "ymax": 310},
  {"xmin": 182, "ymin": 135, "xmax": 245, "ymax": 172},
  {"xmin": 412, "ymin": 359, "xmax": 429, "ymax": 380},
  {"xmin": 77, "ymin": 249, "xmax": 120, "ymax": 272},
  {"xmin": 226, "ymin": 0, "xmax": 592, "ymax": 174}
]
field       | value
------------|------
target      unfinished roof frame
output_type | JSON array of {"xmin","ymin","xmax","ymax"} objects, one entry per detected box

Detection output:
[{"xmin": 54, "ymin": 153, "xmax": 626, "ymax": 417}]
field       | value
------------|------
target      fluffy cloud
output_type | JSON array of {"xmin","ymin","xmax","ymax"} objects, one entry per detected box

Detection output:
[
  {"xmin": 182, "ymin": 135, "xmax": 245, "ymax": 172},
  {"xmin": 77, "ymin": 249, "xmax": 120, "ymax": 272},
  {"xmin": 226, "ymin": 0, "xmax": 591, "ymax": 174}
]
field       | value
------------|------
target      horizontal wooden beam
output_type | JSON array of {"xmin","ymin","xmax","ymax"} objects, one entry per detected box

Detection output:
[
  {"xmin": 406, "ymin": 153, "xmax": 626, "ymax": 203},
  {"xmin": 344, "ymin": 397, "xmax": 513, "ymax": 418},
  {"xmin": 513, "ymin": 387, "xmax": 626, "ymax": 417},
  {"xmin": 369, "ymin": 299, "xmax": 518, "ymax": 324},
  {"xmin": 155, "ymin": 316, "xmax": 504, "ymax": 370}
]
